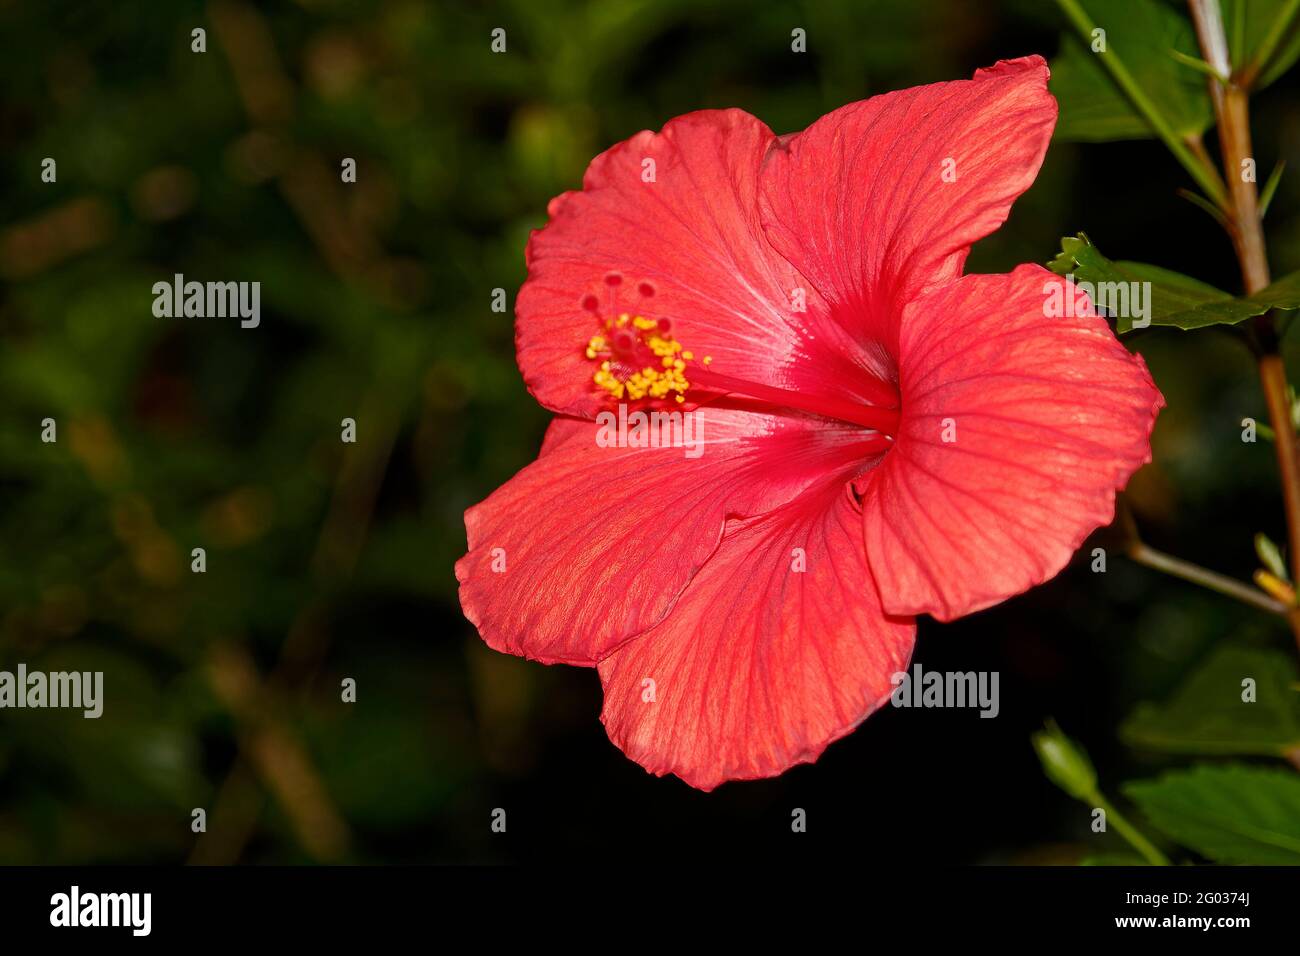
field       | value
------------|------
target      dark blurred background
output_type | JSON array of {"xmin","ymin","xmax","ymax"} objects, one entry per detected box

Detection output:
[{"xmin": 0, "ymin": 0, "xmax": 1297, "ymax": 864}]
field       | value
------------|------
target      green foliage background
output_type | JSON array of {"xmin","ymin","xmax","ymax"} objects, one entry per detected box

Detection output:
[{"xmin": 0, "ymin": 0, "xmax": 1298, "ymax": 864}]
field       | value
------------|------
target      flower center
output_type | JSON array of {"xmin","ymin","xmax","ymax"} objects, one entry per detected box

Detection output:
[{"xmin": 585, "ymin": 313, "xmax": 705, "ymax": 403}]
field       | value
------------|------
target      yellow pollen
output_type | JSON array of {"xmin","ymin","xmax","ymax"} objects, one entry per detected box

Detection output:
[{"xmin": 584, "ymin": 313, "xmax": 696, "ymax": 403}]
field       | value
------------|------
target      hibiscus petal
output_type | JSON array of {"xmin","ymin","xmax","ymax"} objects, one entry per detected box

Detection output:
[
  {"xmin": 758, "ymin": 56, "xmax": 1057, "ymax": 344},
  {"xmin": 457, "ymin": 408, "xmax": 886, "ymax": 665},
  {"xmin": 860, "ymin": 264, "xmax": 1163, "ymax": 621},
  {"xmin": 599, "ymin": 482, "xmax": 916, "ymax": 791},
  {"xmin": 516, "ymin": 108, "xmax": 823, "ymax": 417}
]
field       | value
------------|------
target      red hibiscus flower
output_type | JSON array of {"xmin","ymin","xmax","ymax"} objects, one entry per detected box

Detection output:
[{"xmin": 456, "ymin": 56, "xmax": 1163, "ymax": 791}]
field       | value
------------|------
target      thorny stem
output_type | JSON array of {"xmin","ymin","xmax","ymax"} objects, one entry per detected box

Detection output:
[{"xmin": 1189, "ymin": 0, "xmax": 1300, "ymax": 654}]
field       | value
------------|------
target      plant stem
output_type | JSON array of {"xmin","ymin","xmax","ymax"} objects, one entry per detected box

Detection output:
[
  {"xmin": 1215, "ymin": 87, "xmax": 1270, "ymax": 291},
  {"xmin": 1190, "ymin": 0, "xmax": 1300, "ymax": 654},
  {"xmin": 1094, "ymin": 793, "xmax": 1172, "ymax": 866},
  {"xmin": 1260, "ymin": 356, "xmax": 1300, "ymax": 572},
  {"xmin": 1056, "ymin": 0, "xmax": 1228, "ymax": 207},
  {"xmin": 1127, "ymin": 541, "xmax": 1287, "ymax": 614}
]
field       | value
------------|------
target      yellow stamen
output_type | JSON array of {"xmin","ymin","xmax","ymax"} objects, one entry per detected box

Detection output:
[{"xmin": 584, "ymin": 314, "xmax": 696, "ymax": 403}]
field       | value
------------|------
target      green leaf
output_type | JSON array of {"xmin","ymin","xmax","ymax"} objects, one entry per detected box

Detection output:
[
  {"xmin": 1121, "ymin": 644, "xmax": 1300, "ymax": 757},
  {"xmin": 1260, "ymin": 160, "xmax": 1287, "ymax": 217},
  {"xmin": 1124, "ymin": 764, "xmax": 1300, "ymax": 864},
  {"xmin": 1051, "ymin": 0, "xmax": 1214, "ymax": 142},
  {"xmin": 1048, "ymin": 233, "xmax": 1300, "ymax": 332},
  {"xmin": 1224, "ymin": 0, "xmax": 1300, "ymax": 89}
]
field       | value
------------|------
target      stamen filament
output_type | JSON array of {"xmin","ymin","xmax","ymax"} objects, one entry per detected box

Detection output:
[{"xmin": 688, "ymin": 368, "xmax": 900, "ymax": 435}]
